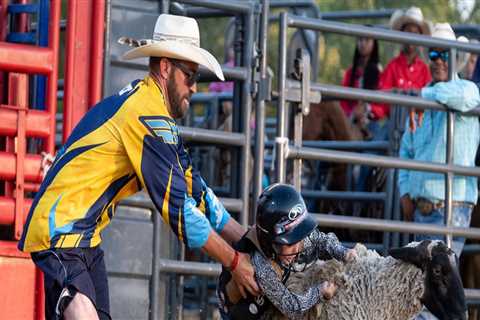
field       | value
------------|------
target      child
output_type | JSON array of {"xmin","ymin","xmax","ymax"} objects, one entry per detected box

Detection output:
[{"xmin": 217, "ymin": 183, "xmax": 356, "ymax": 319}]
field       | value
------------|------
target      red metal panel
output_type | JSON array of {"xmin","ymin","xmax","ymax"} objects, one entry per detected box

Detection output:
[
  {"xmin": 45, "ymin": 0, "xmax": 60, "ymax": 153},
  {"xmin": 63, "ymin": 1, "xmax": 93, "ymax": 141},
  {"xmin": 0, "ymin": 197, "xmax": 31, "ymax": 225},
  {"xmin": 89, "ymin": 0, "xmax": 105, "ymax": 107},
  {"xmin": 9, "ymin": 73, "xmax": 28, "ymax": 239},
  {"xmin": 0, "ymin": 107, "xmax": 52, "ymax": 138},
  {"xmin": 0, "ymin": 152, "xmax": 43, "ymax": 182},
  {"xmin": 0, "ymin": 42, "xmax": 53, "ymax": 74},
  {"xmin": 0, "ymin": 251, "xmax": 38, "ymax": 319},
  {"xmin": 63, "ymin": 0, "xmax": 105, "ymax": 141}
]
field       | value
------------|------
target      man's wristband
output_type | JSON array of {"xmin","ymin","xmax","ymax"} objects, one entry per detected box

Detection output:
[{"xmin": 227, "ymin": 250, "xmax": 240, "ymax": 272}]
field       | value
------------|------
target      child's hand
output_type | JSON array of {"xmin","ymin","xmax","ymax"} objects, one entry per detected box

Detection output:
[
  {"xmin": 344, "ymin": 249, "xmax": 357, "ymax": 262},
  {"xmin": 320, "ymin": 281, "xmax": 337, "ymax": 300}
]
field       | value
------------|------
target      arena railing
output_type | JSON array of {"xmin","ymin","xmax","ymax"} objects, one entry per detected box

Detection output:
[{"xmin": 273, "ymin": 11, "xmax": 480, "ymax": 303}]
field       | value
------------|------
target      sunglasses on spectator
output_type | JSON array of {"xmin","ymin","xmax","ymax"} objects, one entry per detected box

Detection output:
[
  {"xmin": 170, "ymin": 59, "xmax": 200, "ymax": 86},
  {"xmin": 428, "ymin": 50, "xmax": 449, "ymax": 62}
]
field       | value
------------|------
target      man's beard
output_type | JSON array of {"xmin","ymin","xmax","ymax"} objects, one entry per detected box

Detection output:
[{"xmin": 167, "ymin": 74, "xmax": 189, "ymax": 119}]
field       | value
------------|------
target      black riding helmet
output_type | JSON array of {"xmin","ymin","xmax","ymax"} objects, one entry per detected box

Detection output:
[{"xmin": 256, "ymin": 183, "xmax": 317, "ymax": 259}]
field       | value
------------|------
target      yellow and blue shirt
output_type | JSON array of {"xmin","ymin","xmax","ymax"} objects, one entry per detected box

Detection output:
[{"xmin": 19, "ymin": 76, "xmax": 230, "ymax": 253}]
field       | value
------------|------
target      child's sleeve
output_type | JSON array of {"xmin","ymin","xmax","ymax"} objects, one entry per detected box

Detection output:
[
  {"xmin": 252, "ymin": 251, "xmax": 324, "ymax": 318},
  {"xmin": 304, "ymin": 229, "xmax": 348, "ymax": 262}
]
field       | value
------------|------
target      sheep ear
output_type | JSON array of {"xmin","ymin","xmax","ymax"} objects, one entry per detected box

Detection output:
[{"xmin": 389, "ymin": 241, "xmax": 431, "ymax": 269}]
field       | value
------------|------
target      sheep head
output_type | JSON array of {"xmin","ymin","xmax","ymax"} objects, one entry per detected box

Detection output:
[{"xmin": 389, "ymin": 240, "xmax": 466, "ymax": 320}]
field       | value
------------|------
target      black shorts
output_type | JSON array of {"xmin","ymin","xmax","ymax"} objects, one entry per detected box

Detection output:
[{"xmin": 31, "ymin": 246, "xmax": 111, "ymax": 320}]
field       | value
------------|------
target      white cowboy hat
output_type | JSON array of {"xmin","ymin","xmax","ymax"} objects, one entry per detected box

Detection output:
[
  {"xmin": 431, "ymin": 22, "xmax": 456, "ymax": 41},
  {"xmin": 431, "ymin": 23, "xmax": 470, "ymax": 73},
  {"xmin": 119, "ymin": 14, "xmax": 224, "ymax": 81},
  {"xmin": 390, "ymin": 7, "xmax": 431, "ymax": 35}
]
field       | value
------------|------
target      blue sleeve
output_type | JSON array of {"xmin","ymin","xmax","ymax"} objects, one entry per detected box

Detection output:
[
  {"xmin": 201, "ymin": 178, "xmax": 231, "ymax": 233},
  {"xmin": 421, "ymin": 79, "xmax": 480, "ymax": 112}
]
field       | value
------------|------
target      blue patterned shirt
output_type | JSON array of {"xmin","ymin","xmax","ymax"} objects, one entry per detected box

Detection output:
[{"xmin": 398, "ymin": 79, "xmax": 480, "ymax": 204}]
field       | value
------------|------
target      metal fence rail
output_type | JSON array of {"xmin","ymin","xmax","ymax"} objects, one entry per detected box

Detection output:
[{"xmin": 274, "ymin": 11, "xmax": 480, "ymax": 303}]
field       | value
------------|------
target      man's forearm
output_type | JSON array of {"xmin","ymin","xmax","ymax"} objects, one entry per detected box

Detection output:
[
  {"xmin": 202, "ymin": 229, "xmax": 236, "ymax": 267},
  {"xmin": 220, "ymin": 218, "xmax": 246, "ymax": 244}
]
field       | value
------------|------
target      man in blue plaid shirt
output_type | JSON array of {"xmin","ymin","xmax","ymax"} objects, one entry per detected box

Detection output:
[{"xmin": 398, "ymin": 23, "xmax": 480, "ymax": 258}]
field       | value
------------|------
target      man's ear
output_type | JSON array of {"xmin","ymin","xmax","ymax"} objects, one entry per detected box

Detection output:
[
  {"xmin": 389, "ymin": 240, "xmax": 431, "ymax": 270},
  {"xmin": 159, "ymin": 58, "xmax": 171, "ymax": 80}
]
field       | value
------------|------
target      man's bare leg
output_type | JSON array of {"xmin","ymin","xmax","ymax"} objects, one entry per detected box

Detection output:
[{"xmin": 63, "ymin": 292, "xmax": 99, "ymax": 320}]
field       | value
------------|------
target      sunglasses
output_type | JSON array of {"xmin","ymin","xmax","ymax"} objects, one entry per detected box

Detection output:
[
  {"xmin": 429, "ymin": 50, "xmax": 449, "ymax": 62},
  {"xmin": 170, "ymin": 59, "xmax": 200, "ymax": 86}
]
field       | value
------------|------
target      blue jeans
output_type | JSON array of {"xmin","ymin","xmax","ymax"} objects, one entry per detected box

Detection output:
[{"xmin": 413, "ymin": 204, "xmax": 473, "ymax": 257}]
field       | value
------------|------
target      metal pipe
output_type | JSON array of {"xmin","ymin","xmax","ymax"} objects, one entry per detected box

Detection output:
[
  {"xmin": 0, "ymin": 108, "xmax": 52, "ymax": 137},
  {"xmin": 264, "ymin": 139, "xmax": 389, "ymax": 151},
  {"xmin": 287, "ymin": 146, "xmax": 480, "ymax": 177},
  {"xmin": 0, "ymin": 42, "xmax": 53, "ymax": 74},
  {"xmin": 238, "ymin": 6, "xmax": 255, "ymax": 226},
  {"xmin": 321, "ymin": 9, "xmax": 396, "ymax": 21},
  {"xmin": 119, "ymin": 192, "xmax": 243, "ymax": 212},
  {"xmin": 289, "ymin": 81, "xmax": 480, "ymax": 115},
  {"xmin": 179, "ymin": 126, "xmax": 245, "ymax": 146},
  {"xmin": 102, "ymin": 0, "xmax": 111, "ymax": 98},
  {"xmin": 252, "ymin": 0, "xmax": 269, "ymax": 220},
  {"xmin": 159, "ymin": 259, "xmax": 221, "ymax": 277},
  {"xmin": 151, "ymin": 208, "xmax": 160, "ymax": 320},
  {"xmin": 312, "ymin": 213, "xmax": 480, "ymax": 239},
  {"xmin": 275, "ymin": 12, "xmax": 288, "ymax": 183},
  {"xmin": 184, "ymin": 7, "xmax": 235, "ymax": 18},
  {"xmin": 269, "ymin": 0, "xmax": 315, "ymax": 8},
  {"xmin": 198, "ymin": 65, "xmax": 248, "ymax": 81},
  {"xmin": 288, "ymin": 15, "xmax": 480, "ymax": 53},
  {"xmin": 45, "ymin": 0, "xmax": 61, "ymax": 154},
  {"xmin": 90, "ymin": 0, "xmax": 105, "ymax": 105},
  {"xmin": 176, "ymin": 0, "xmax": 251, "ymax": 13},
  {"xmin": 445, "ymin": 48, "xmax": 457, "ymax": 248},
  {"xmin": 161, "ymin": 0, "xmax": 169, "ymax": 13},
  {"xmin": 301, "ymin": 190, "xmax": 386, "ymax": 202}
]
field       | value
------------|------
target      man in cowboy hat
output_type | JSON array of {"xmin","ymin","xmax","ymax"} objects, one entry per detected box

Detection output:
[
  {"xmin": 398, "ymin": 23, "xmax": 478, "ymax": 318},
  {"xmin": 371, "ymin": 7, "xmax": 432, "ymax": 121},
  {"xmin": 18, "ymin": 14, "xmax": 259, "ymax": 320}
]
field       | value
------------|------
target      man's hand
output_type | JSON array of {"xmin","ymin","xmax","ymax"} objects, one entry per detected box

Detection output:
[
  {"xmin": 319, "ymin": 281, "xmax": 337, "ymax": 300},
  {"xmin": 400, "ymin": 194, "xmax": 415, "ymax": 221},
  {"xmin": 344, "ymin": 249, "xmax": 357, "ymax": 262},
  {"xmin": 230, "ymin": 252, "xmax": 260, "ymax": 298}
]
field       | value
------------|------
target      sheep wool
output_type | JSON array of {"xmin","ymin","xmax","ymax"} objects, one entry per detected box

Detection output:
[{"xmin": 265, "ymin": 244, "xmax": 424, "ymax": 320}]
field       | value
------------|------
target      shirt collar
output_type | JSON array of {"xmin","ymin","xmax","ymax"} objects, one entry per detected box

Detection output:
[{"xmin": 144, "ymin": 75, "xmax": 172, "ymax": 117}]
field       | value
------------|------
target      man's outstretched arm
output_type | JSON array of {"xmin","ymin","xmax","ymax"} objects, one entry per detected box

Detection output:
[
  {"xmin": 202, "ymin": 229, "xmax": 260, "ymax": 298},
  {"xmin": 220, "ymin": 217, "xmax": 246, "ymax": 244}
]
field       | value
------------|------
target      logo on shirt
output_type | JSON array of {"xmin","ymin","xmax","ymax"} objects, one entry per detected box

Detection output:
[{"xmin": 140, "ymin": 116, "xmax": 179, "ymax": 145}]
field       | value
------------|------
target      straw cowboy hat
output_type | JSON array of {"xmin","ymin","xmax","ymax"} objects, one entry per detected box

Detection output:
[
  {"xmin": 118, "ymin": 14, "xmax": 225, "ymax": 81},
  {"xmin": 390, "ymin": 7, "xmax": 431, "ymax": 35}
]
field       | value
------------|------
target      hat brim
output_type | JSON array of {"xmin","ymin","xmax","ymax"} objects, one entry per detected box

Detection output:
[
  {"xmin": 122, "ymin": 40, "xmax": 225, "ymax": 81},
  {"xmin": 392, "ymin": 17, "xmax": 431, "ymax": 35},
  {"xmin": 273, "ymin": 214, "xmax": 317, "ymax": 245}
]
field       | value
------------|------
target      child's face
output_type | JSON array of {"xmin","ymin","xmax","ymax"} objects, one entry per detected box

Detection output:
[{"xmin": 278, "ymin": 241, "xmax": 303, "ymax": 265}]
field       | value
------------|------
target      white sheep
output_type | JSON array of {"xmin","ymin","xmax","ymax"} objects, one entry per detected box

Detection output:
[{"xmin": 264, "ymin": 240, "xmax": 466, "ymax": 320}]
